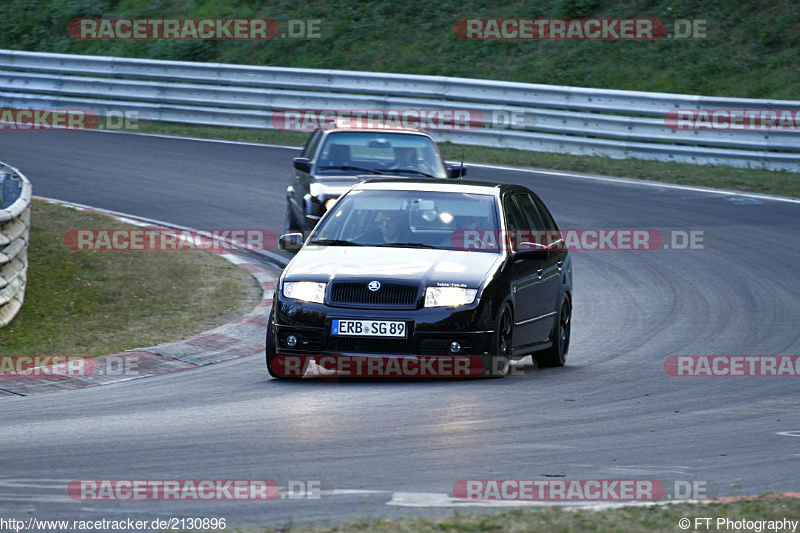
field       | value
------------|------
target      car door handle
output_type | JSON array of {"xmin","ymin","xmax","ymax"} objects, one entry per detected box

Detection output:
[
  {"xmin": 557, "ymin": 260, "xmax": 563, "ymax": 271},
  {"xmin": 536, "ymin": 268, "xmax": 543, "ymax": 278}
]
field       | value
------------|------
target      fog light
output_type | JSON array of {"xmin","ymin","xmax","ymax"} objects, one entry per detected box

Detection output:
[
  {"xmin": 449, "ymin": 341, "xmax": 461, "ymax": 354},
  {"xmin": 286, "ymin": 335, "xmax": 298, "ymax": 347}
]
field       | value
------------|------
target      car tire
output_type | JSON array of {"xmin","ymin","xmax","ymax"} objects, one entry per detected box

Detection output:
[
  {"xmin": 266, "ymin": 309, "xmax": 308, "ymax": 379},
  {"xmin": 535, "ymin": 295, "xmax": 571, "ymax": 368},
  {"xmin": 483, "ymin": 303, "xmax": 513, "ymax": 378}
]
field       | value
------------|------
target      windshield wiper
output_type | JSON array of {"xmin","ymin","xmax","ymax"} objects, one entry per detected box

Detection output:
[
  {"xmin": 308, "ymin": 238, "xmax": 364, "ymax": 246},
  {"xmin": 376, "ymin": 242, "xmax": 440, "ymax": 249},
  {"xmin": 381, "ymin": 168, "xmax": 435, "ymax": 178},
  {"xmin": 318, "ymin": 165, "xmax": 384, "ymax": 174}
]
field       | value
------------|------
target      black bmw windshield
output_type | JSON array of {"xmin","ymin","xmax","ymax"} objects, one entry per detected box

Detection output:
[
  {"xmin": 309, "ymin": 189, "xmax": 500, "ymax": 252},
  {"xmin": 315, "ymin": 132, "xmax": 448, "ymax": 179}
]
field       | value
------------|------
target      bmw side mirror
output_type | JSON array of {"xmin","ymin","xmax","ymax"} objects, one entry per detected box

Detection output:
[
  {"xmin": 279, "ymin": 232, "xmax": 304, "ymax": 251},
  {"xmin": 447, "ymin": 164, "xmax": 467, "ymax": 179},
  {"xmin": 293, "ymin": 157, "xmax": 311, "ymax": 173}
]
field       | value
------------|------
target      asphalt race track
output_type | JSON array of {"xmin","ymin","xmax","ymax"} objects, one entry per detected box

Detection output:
[{"xmin": 1, "ymin": 130, "xmax": 799, "ymax": 528}]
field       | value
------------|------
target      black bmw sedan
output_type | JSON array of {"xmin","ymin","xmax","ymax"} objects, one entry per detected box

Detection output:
[
  {"xmin": 285, "ymin": 126, "xmax": 466, "ymax": 234},
  {"xmin": 267, "ymin": 179, "xmax": 573, "ymax": 379}
]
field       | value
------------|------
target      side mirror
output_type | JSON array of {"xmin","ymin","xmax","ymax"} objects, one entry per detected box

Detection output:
[
  {"xmin": 293, "ymin": 157, "xmax": 311, "ymax": 173},
  {"xmin": 513, "ymin": 241, "xmax": 548, "ymax": 260},
  {"xmin": 447, "ymin": 165, "xmax": 467, "ymax": 179},
  {"xmin": 279, "ymin": 232, "xmax": 305, "ymax": 252}
]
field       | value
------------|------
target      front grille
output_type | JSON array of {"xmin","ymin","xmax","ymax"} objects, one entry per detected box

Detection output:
[
  {"xmin": 329, "ymin": 282, "xmax": 418, "ymax": 308},
  {"xmin": 328, "ymin": 336, "xmax": 414, "ymax": 355}
]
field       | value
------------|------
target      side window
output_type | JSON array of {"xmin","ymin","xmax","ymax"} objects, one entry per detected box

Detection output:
[
  {"xmin": 503, "ymin": 197, "xmax": 526, "ymax": 251},
  {"xmin": 530, "ymin": 194, "xmax": 562, "ymax": 246},
  {"xmin": 301, "ymin": 130, "xmax": 322, "ymax": 159},
  {"xmin": 531, "ymin": 194, "xmax": 558, "ymax": 230},
  {"xmin": 512, "ymin": 193, "xmax": 546, "ymax": 231},
  {"xmin": 503, "ymin": 197, "xmax": 525, "ymax": 230}
]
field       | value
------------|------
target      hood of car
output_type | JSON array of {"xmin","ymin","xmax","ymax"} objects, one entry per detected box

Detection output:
[
  {"xmin": 283, "ymin": 246, "xmax": 502, "ymax": 289},
  {"xmin": 310, "ymin": 173, "xmax": 432, "ymax": 195},
  {"xmin": 309, "ymin": 177, "xmax": 368, "ymax": 197}
]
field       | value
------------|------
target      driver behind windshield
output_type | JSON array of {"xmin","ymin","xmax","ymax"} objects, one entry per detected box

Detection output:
[
  {"xmin": 393, "ymin": 147, "xmax": 417, "ymax": 168},
  {"xmin": 375, "ymin": 210, "xmax": 412, "ymax": 244},
  {"xmin": 391, "ymin": 146, "xmax": 434, "ymax": 175}
]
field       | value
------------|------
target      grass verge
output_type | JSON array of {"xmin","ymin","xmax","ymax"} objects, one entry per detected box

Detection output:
[
  {"xmin": 183, "ymin": 496, "xmax": 800, "ymax": 532},
  {"xmin": 0, "ymin": 199, "xmax": 261, "ymax": 356},
  {"xmin": 117, "ymin": 120, "xmax": 800, "ymax": 198}
]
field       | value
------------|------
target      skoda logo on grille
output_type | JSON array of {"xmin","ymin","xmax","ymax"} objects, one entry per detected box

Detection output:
[{"xmin": 368, "ymin": 280, "xmax": 381, "ymax": 292}]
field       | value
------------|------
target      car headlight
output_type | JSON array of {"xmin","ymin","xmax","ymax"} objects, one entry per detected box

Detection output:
[
  {"xmin": 324, "ymin": 198, "xmax": 338, "ymax": 211},
  {"xmin": 283, "ymin": 281, "xmax": 326, "ymax": 304},
  {"xmin": 424, "ymin": 286, "xmax": 478, "ymax": 307}
]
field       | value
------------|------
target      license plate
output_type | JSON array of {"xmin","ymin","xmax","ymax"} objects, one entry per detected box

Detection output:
[{"xmin": 331, "ymin": 319, "xmax": 406, "ymax": 338}]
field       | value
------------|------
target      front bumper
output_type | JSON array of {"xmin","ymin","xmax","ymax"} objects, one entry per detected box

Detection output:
[{"xmin": 273, "ymin": 297, "xmax": 495, "ymax": 357}]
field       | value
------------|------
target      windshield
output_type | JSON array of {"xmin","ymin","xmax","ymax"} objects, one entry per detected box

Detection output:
[
  {"xmin": 315, "ymin": 132, "xmax": 448, "ymax": 178},
  {"xmin": 309, "ymin": 189, "xmax": 500, "ymax": 252}
]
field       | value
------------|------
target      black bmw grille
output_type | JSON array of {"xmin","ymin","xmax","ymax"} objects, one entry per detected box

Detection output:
[{"xmin": 329, "ymin": 282, "xmax": 418, "ymax": 308}]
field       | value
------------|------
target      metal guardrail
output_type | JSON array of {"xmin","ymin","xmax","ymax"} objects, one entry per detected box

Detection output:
[
  {"xmin": 0, "ymin": 162, "xmax": 31, "ymax": 328},
  {"xmin": 0, "ymin": 49, "xmax": 798, "ymax": 171}
]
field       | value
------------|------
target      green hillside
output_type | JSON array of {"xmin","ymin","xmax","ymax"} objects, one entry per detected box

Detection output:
[{"xmin": 2, "ymin": 0, "xmax": 798, "ymax": 99}]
